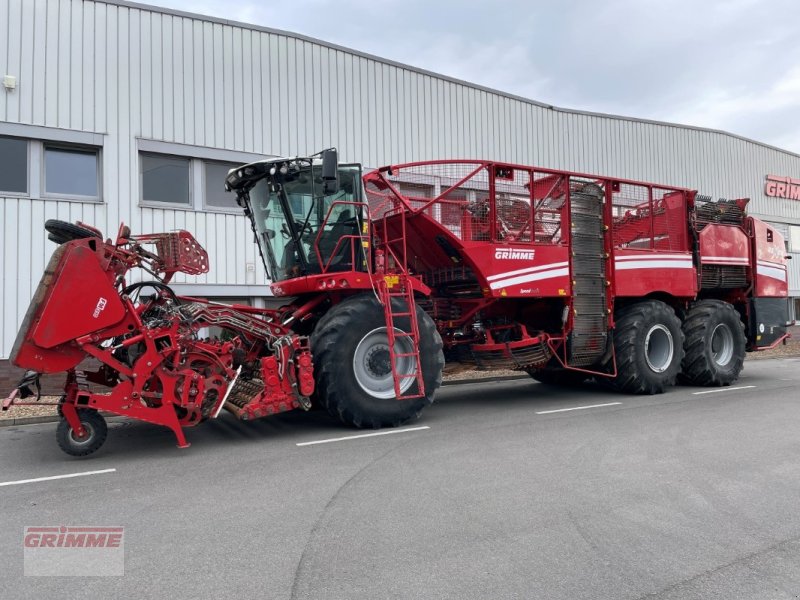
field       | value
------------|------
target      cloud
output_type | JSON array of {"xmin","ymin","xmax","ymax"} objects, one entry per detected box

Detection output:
[{"xmin": 141, "ymin": 0, "xmax": 800, "ymax": 154}]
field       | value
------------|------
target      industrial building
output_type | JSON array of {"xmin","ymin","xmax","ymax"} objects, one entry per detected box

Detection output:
[{"xmin": 1, "ymin": 0, "xmax": 799, "ymax": 374}]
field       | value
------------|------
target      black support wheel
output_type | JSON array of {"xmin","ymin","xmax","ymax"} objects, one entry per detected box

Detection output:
[
  {"xmin": 56, "ymin": 409, "xmax": 108, "ymax": 457},
  {"xmin": 680, "ymin": 300, "xmax": 746, "ymax": 386},
  {"xmin": 609, "ymin": 300, "xmax": 684, "ymax": 395},
  {"xmin": 310, "ymin": 293, "xmax": 444, "ymax": 429},
  {"xmin": 44, "ymin": 219, "xmax": 101, "ymax": 245}
]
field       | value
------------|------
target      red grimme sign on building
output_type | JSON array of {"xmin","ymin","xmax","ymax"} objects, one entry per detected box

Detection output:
[{"xmin": 765, "ymin": 175, "xmax": 800, "ymax": 200}]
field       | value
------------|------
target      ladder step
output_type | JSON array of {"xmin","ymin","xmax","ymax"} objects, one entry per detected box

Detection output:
[{"xmin": 379, "ymin": 269, "xmax": 426, "ymax": 399}]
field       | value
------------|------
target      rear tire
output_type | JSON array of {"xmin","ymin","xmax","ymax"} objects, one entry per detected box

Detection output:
[
  {"xmin": 44, "ymin": 219, "xmax": 101, "ymax": 245},
  {"xmin": 680, "ymin": 300, "xmax": 746, "ymax": 386},
  {"xmin": 56, "ymin": 409, "xmax": 108, "ymax": 457},
  {"xmin": 310, "ymin": 294, "xmax": 444, "ymax": 428},
  {"xmin": 609, "ymin": 300, "xmax": 684, "ymax": 394}
]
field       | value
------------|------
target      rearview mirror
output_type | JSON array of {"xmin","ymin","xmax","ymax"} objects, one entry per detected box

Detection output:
[{"xmin": 321, "ymin": 148, "xmax": 338, "ymax": 195}]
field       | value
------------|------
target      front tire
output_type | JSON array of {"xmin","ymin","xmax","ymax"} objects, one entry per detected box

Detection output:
[
  {"xmin": 609, "ymin": 300, "xmax": 684, "ymax": 394},
  {"xmin": 56, "ymin": 409, "xmax": 108, "ymax": 457},
  {"xmin": 680, "ymin": 300, "xmax": 746, "ymax": 386},
  {"xmin": 310, "ymin": 294, "xmax": 444, "ymax": 428}
]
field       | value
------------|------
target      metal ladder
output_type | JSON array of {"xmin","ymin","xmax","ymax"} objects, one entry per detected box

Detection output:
[
  {"xmin": 568, "ymin": 183, "xmax": 609, "ymax": 366},
  {"xmin": 378, "ymin": 274, "xmax": 426, "ymax": 400}
]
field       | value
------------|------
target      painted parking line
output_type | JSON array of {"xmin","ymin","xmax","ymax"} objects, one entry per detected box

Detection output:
[
  {"xmin": 692, "ymin": 385, "xmax": 756, "ymax": 395},
  {"xmin": 536, "ymin": 402, "xmax": 622, "ymax": 415},
  {"xmin": 296, "ymin": 426, "xmax": 430, "ymax": 447},
  {"xmin": 0, "ymin": 468, "xmax": 117, "ymax": 488}
]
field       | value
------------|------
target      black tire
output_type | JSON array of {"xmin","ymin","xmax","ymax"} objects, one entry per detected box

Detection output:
[
  {"xmin": 310, "ymin": 293, "xmax": 444, "ymax": 428},
  {"xmin": 56, "ymin": 409, "xmax": 108, "ymax": 457},
  {"xmin": 609, "ymin": 300, "xmax": 684, "ymax": 395},
  {"xmin": 679, "ymin": 300, "xmax": 746, "ymax": 386},
  {"xmin": 44, "ymin": 219, "xmax": 101, "ymax": 245}
]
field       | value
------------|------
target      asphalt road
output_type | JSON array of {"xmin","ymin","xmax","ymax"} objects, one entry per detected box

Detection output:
[{"xmin": 2, "ymin": 358, "xmax": 800, "ymax": 599}]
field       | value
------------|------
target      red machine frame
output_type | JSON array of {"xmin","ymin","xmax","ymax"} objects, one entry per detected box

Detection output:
[{"xmin": 6, "ymin": 224, "xmax": 314, "ymax": 447}]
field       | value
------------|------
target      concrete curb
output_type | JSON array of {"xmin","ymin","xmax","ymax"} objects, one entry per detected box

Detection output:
[
  {"xmin": 0, "ymin": 411, "xmax": 122, "ymax": 428},
  {"xmin": 442, "ymin": 374, "xmax": 529, "ymax": 387},
  {"xmin": 0, "ymin": 415, "xmax": 60, "ymax": 427}
]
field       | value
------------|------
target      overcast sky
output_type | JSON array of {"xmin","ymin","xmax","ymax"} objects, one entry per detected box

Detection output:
[{"xmin": 149, "ymin": 0, "xmax": 800, "ymax": 154}]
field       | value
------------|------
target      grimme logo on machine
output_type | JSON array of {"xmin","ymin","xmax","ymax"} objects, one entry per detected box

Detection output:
[
  {"xmin": 92, "ymin": 297, "xmax": 108, "ymax": 318},
  {"xmin": 495, "ymin": 248, "xmax": 535, "ymax": 260},
  {"xmin": 765, "ymin": 175, "xmax": 800, "ymax": 200},
  {"xmin": 23, "ymin": 526, "xmax": 124, "ymax": 576}
]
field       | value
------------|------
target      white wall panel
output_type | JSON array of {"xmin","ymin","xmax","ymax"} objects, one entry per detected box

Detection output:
[{"xmin": 2, "ymin": 0, "xmax": 800, "ymax": 357}]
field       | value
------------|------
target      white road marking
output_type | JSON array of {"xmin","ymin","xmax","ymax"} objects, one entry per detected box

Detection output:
[
  {"xmin": 296, "ymin": 426, "xmax": 430, "ymax": 447},
  {"xmin": 0, "ymin": 468, "xmax": 116, "ymax": 488},
  {"xmin": 536, "ymin": 402, "xmax": 622, "ymax": 415},
  {"xmin": 692, "ymin": 385, "xmax": 756, "ymax": 395}
]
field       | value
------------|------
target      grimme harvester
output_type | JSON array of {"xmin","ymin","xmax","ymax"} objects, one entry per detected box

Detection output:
[{"xmin": 4, "ymin": 150, "xmax": 791, "ymax": 456}]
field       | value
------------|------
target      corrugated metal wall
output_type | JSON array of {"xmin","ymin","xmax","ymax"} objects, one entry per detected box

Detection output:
[{"xmin": 1, "ymin": 0, "xmax": 800, "ymax": 358}]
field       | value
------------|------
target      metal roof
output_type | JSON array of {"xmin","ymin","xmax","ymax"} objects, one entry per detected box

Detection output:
[{"xmin": 93, "ymin": 0, "xmax": 800, "ymax": 160}]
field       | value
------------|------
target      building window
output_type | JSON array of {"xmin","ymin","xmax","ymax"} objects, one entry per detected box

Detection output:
[
  {"xmin": 136, "ymin": 140, "xmax": 267, "ymax": 213},
  {"xmin": 0, "ymin": 136, "xmax": 28, "ymax": 194},
  {"xmin": 0, "ymin": 136, "xmax": 101, "ymax": 201},
  {"xmin": 141, "ymin": 153, "xmax": 192, "ymax": 206},
  {"xmin": 43, "ymin": 145, "xmax": 100, "ymax": 199},
  {"xmin": 204, "ymin": 161, "xmax": 240, "ymax": 210}
]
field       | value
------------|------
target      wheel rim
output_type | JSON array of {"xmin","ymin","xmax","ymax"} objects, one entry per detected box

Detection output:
[
  {"xmin": 353, "ymin": 327, "xmax": 417, "ymax": 399},
  {"xmin": 710, "ymin": 323, "xmax": 735, "ymax": 367},
  {"xmin": 644, "ymin": 324, "xmax": 674, "ymax": 373},
  {"xmin": 68, "ymin": 422, "xmax": 95, "ymax": 446}
]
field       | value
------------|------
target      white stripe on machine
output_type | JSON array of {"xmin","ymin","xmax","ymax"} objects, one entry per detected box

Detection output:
[
  {"xmin": 487, "ymin": 261, "xmax": 569, "ymax": 282},
  {"xmin": 756, "ymin": 264, "xmax": 787, "ymax": 282},
  {"xmin": 701, "ymin": 256, "xmax": 750, "ymax": 264},
  {"xmin": 615, "ymin": 254, "xmax": 690, "ymax": 262},
  {"xmin": 490, "ymin": 255, "xmax": 695, "ymax": 289},
  {"xmin": 489, "ymin": 267, "xmax": 570, "ymax": 290},
  {"xmin": 615, "ymin": 259, "xmax": 693, "ymax": 271}
]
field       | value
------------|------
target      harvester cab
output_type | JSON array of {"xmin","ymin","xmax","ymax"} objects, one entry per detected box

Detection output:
[{"xmin": 225, "ymin": 149, "xmax": 368, "ymax": 285}]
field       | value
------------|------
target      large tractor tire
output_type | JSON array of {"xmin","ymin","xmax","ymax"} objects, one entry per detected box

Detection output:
[
  {"xmin": 609, "ymin": 300, "xmax": 684, "ymax": 395},
  {"xmin": 44, "ymin": 219, "xmax": 101, "ymax": 245},
  {"xmin": 679, "ymin": 300, "xmax": 746, "ymax": 386},
  {"xmin": 310, "ymin": 293, "xmax": 444, "ymax": 428}
]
